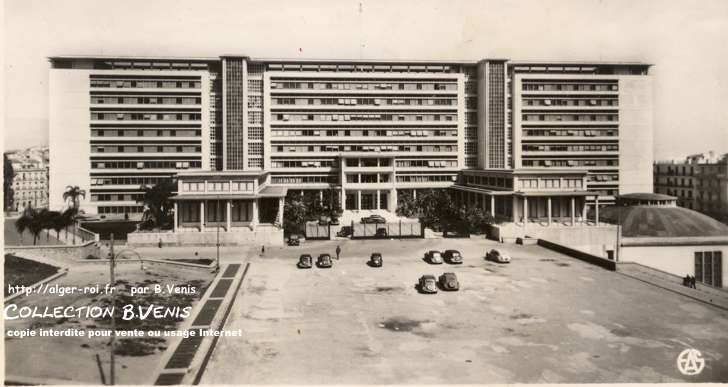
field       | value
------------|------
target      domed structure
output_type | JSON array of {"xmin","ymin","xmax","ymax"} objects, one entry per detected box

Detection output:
[{"xmin": 601, "ymin": 205, "xmax": 728, "ymax": 238}]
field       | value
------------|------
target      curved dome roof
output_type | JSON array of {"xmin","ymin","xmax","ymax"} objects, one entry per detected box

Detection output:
[{"xmin": 600, "ymin": 206, "xmax": 728, "ymax": 238}]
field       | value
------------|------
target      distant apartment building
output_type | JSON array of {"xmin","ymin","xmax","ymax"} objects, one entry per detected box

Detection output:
[
  {"xmin": 654, "ymin": 152, "xmax": 728, "ymax": 223},
  {"xmin": 7, "ymin": 147, "xmax": 50, "ymax": 211},
  {"xmin": 47, "ymin": 55, "xmax": 653, "ymax": 231}
]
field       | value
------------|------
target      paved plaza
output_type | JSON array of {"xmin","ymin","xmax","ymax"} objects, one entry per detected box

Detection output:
[{"xmin": 199, "ymin": 238, "xmax": 728, "ymax": 384}]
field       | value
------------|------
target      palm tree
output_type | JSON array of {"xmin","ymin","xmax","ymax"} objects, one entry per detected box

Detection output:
[
  {"xmin": 63, "ymin": 185, "xmax": 86, "ymax": 244},
  {"xmin": 15, "ymin": 207, "xmax": 44, "ymax": 245},
  {"xmin": 137, "ymin": 179, "xmax": 176, "ymax": 230}
]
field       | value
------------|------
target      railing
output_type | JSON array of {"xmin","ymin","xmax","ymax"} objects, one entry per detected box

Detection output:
[{"xmin": 77, "ymin": 225, "xmax": 100, "ymax": 243}]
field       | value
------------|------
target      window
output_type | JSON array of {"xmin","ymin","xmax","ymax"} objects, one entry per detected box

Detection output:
[{"xmin": 695, "ymin": 251, "xmax": 723, "ymax": 287}]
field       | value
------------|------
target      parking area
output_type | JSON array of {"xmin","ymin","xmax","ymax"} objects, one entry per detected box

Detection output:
[{"xmin": 201, "ymin": 238, "xmax": 728, "ymax": 384}]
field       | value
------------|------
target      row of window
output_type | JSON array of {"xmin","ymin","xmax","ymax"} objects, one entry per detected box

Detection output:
[
  {"xmin": 272, "ymin": 129, "xmax": 456, "ymax": 137},
  {"xmin": 524, "ymin": 129, "xmax": 617, "ymax": 137},
  {"xmin": 396, "ymin": 160, "xmax": 457, "ymax": 168},
  {"xmin": 523, "ymin": 98, "xmax": 617, "ymax": 107},
  {"xmin": 270, "ymin": 81, "xmax": 457, "ymax": 91},
  {"xmin": 91, "ymin": 176, "xmax": 169, "ymax": 186},
  {"xmin": 274, "ymin": 113, "xmax": 456, "ymax": 122},
  {"xmin": 271, "ymin": 160, "xmax": 336, "ymax": 168},
  {"xmin": 91, "ymin": 113, "xmax": 201, "ymax": 121},
  {"xmin": 522, "ymin": 144, "xmax": 618, "ymax": 152},
  {"xmin": 181, "ymin": 180, "xmax": 254, "ymax": 192},
  {"xmin": 92, "ymin": 145, "xmax": 201, "ymax": 153},
  {"xmin": 272, "ymin": 97, "xmax": 457, "ymax": 106},
  {"xmin": 588, "ymin": 174, "xmax": 618, "ymax": 182},
  {"xmin": 345, "ymin": 158, "xmax": 391, "ymax": 167},
  {"xmin": 92, "ymin": 193, "xmax": 144, "ymax": 202},
  {"xmin": 91, "ymin": 96, "xmax": 201, "ymax": 105},
  {"xmin": 98, "ymin": 205, "xmax": 144, "ymax": 214},
  {"xmin": 521, "ymin": 159, "xmax": 618, "ymax": 167},
  {"xmin": 396, "ymin": 175, "xmax": 454, "ymax": 183},
  {"xmin": 13, "ymin": 191, "xmax": 46, "ymax": 199},
  {"xmin": 271, "ymin": 175, "xmax": 338, "ymax": 184},
  {"xmin": 91, "ymin": 160, "xmax": 202, "ymax": 169},
  {"xmin": 464, "ymin": 175, "xmax": 513, "ymax": 188},
  {"xmin": 346, "ymin": 173, "xmax": 390, "ymax": 183},
  {"xmin": 92, "ymin": 129, "xmax": 202, "ymax": 137},
  {"xmin": 274, "ymin": 144, "xmax": 457, "ymax": 153},
  {"xmin": 522, "ymin": 83, "xmax": 618, "ymax": 92},
  {"xmin": 90, "ymin": 79, "xmax": 200, "ymax": 89},
  {"xmin": 519, "ymin": 178, "xmax": 583, "ymax": 189},
  {"xmin": 522, "ymin": 114, "xmax": 618, "ymax": 122}
]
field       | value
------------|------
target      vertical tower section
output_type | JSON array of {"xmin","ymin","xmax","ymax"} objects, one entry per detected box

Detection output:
[
  {"xmin": 208, "ymin": 62, "xmax": 223, "ymax": 170},
  {"xmin": 462, "ymin": 65, "xmax": 478, "ymax": 169},
  {"xmin": 222, "ymin": 56, "xmax": 246, "ymax": 170},
  {"xmin": 247, "ymin": 61, "xmax": 265, "ymax": 170},
  {"xmin": 476, "ymin": 60, "xmax": 508, "ymax": 169}
]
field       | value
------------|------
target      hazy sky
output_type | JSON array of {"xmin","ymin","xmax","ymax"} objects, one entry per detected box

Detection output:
[{"xmin": 4, "ymin": 0, "xmax": 728, "ymax": 160}]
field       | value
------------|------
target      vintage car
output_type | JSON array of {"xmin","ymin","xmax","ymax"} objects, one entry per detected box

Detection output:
[
  {"xmin": 317, "ymin": 253, "xmax": 333, "ymax": 268},
  {"xmin": 361, "ymin": 215, "xmax": 386, "ymax": 224},
  {"xmin": 375, "ymin": 228, "xmax": 388, "ymax": 238},
  {"xmin": 337, "ymin": 226, "xmax": 353, "ymax": 237},
  {"xmin": 418, "ymin": 275, "xmax": 438, "ymax": 294},
  {"xmin": 369, "ymin": 252, "xmax": 383, "ymax": 267},
  {"xmin": 443, "ymin": 249, "xmax": 463, "ymax": 264},
  {"xmin": 297, "ymin": 254, "xmax": 313, "ymax": 269},
  {"xmin": 287, "ymin": 234, "xmax": 301, "ymax": 246},
  {"xmin": 426, "ymin": 250, "xmax": 444, "ymax": 264},
  {"xmin": 486, "ymin": 249, "xmax": 512, "ymax": 263},
  {"xmin": 438, "ymin": 272, "xmax": 460, "ymax": 291}
]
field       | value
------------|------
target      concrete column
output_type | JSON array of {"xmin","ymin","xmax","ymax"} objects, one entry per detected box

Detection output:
[
  {"xmin": 319, "ymin": 190, "xmax": 324, "ymax": 203},
  {"xmin": 512, "ymin": 196, "xmax": 518, "ymax": 222},
  {"xmin": 570, "ymin": 197, "xmax": 576, "ymax": 226},
  {"xmin": 490, "ymin": 195, "xmax": 495, "ymax": 216},
  {"xmin": 376, "ymin": 190, "xmax": 381, "ymax": 210},
  {"xmin": 173, "ymin": 202, "xmax": 178, "ymax": 232},
  {"xmin": 547, "ymin": 197, "xmax": 552, "ymax": 226},
  {"xmin": 276, "ymin": 197, "xmax": 284, "ymax": 226},
  {"xmin": 200, "ymin": 201, "xmax": 205, "ymax": 232},
  {"xmin": 340, "ymin": 189, "xmax": 346, "ymax": 210},
  {"xmin": 413, "ymin": 189, "xmax": 417, "ymax": 200},
  {"xmin": 226, "ymin": 200, "xmax": 231, "ymax": 231},
  {"xmin": 357, "ymin": 191, "xmax": 361, "ymax": 210},
  {"xmin": 251, "ymin": 200, "xmax": 259, "ymax": 229},
  {"xmin": 582, "ymin": 199, "xmax": 588, "ymax": 222},
  {"xmin": 523, "ymin": 197, "xmax": 528, "ymax": 226},
  {"xmin": 595, "ymin": 197, "xmax": 600, "ymax": 226},
  {"xmin": 389, "ymin": 188, "xmax": 397, "ymax": 212}
]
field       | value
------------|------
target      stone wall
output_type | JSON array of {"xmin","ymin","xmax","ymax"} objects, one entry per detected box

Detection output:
[{"xmin": 127, "ymin": 229, "xmax": 284, "ymax": 247}]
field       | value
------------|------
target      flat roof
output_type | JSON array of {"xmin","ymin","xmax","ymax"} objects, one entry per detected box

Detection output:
[{"xmin": 48, "ymin": 55, "xmax": 652, "ymax": 67}]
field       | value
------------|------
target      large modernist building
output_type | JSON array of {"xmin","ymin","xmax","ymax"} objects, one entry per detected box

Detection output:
[{"xmin": 48, "ymin": 55, "xmax": 653, "ymax": 233}]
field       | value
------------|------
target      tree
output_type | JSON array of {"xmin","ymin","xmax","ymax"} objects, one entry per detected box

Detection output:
[
  {"xmin": 283, "ymin": 192, "xmax": 307, "ymax": 235},
  {"xmin": 15, "ymin": 207, "xmax": 45, "ymax": 245},
  {"xmin": 4, "ymin": 153, "xmax": 14, "ymax": 211},
  {"xmin": 395, "ymin": 190, "xmax": 418, "ymax": 218},
  {"xmin": 137, "ymin": 179, "xmax": 176, "ymax": 230},
  {"xmin": 63, "ymin": 185, "xmax": 86, "ymax": 244},
  {"xmin": 49, "ymin": 211, "xmax": 66, "ymax": 240}
]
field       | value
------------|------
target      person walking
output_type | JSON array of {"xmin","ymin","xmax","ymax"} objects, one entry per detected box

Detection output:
[{"xmin": 335, "ymin": 245, "xmax": 341, "ymax": 260}]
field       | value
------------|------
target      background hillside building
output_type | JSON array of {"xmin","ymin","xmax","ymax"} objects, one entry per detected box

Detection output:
[
  {"xmin": 654, "ymin": 152, "xmax": 728, "ymax": 224},
  {"xmin": 47, "ymin": 55, "xmax": 653, "ymax": 242},
  {"xmin": 6, "ymin": 146, "xmax": 49, "ymax": 211}
]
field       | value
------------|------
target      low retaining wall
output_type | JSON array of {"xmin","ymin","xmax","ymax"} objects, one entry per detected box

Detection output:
[
  {"xmin": 127, "ymin": 229, "xmax": 284, "ymax": 247},
  {"xmin": 537, "ymin": 239, "xmax": 617, "ymax": 271},
  {"xmin": 5, "ymin": 241, "xmax": 102, "ymax": 261}
]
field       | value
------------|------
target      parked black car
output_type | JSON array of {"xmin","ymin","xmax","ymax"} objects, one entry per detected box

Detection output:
[
  {"xmin": 443, "ymin": 250, "xmax": 463, "ymax": 264},
  {"xmin": 375, "ymin": 228, "xmax": 388, "ymax": 238},
  {"xmin": 287, "ymin": 234, "xmax": 301, "ymax": 246},
  {"xmin": 317, "ymin": 253, "xmax": 333, "ymax": 268},
  {"xmin": 297, "ymin": 254, "xmax": 313, "ymax": 269},
  {"xmin": 418, "ymin": 275, "xmax": 438, "ymax": 294},
  {"xmin": 337, "ymin": 226, "xmax": 353, "ymax": 237},
  {"xmin": 438, "ymin": 272, "xmax": 460, "ymax": 291},
  {"xmin": 369, "ymin": 253, "xmax": 383, "ymax": 267}
]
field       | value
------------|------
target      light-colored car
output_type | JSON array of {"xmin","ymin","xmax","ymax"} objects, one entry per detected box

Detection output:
[
  {"xmin": 486, "ymin": 249, "xmax": 511, "ymax": 263},
  {"xmin": 427, "ymin": 250, "xmax": 443, "ymax": 264}
]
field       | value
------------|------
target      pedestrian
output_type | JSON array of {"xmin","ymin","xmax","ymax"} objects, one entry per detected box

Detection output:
[
  {"xmin": 683, "ymin": 275, "xmax": 690, "ymax": 287},
  {"xmin": 335, "ymin": 245, "xmax": 341, "ymax": 260},
  {"xmin": 691, "ymin": 276, "xmax": 697, "ymax": 289},
  {"xmin": 261, "ymin": 245, "xmax": 265, "ymax": 256}
]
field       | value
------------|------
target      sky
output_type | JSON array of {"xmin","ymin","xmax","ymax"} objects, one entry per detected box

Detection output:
[{"xmin": 3, "ymin": 0, "xmax": 728, "ymax": 160}]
